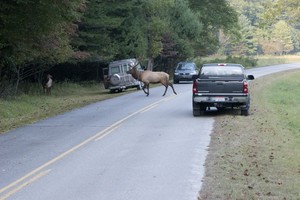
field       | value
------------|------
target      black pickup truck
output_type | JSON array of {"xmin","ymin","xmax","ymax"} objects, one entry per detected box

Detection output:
[{"xmin": 192, "ymin": 63, "xmax": 255, "ymax": 116}]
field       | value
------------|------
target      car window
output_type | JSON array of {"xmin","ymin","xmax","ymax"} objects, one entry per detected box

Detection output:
[
  {"xmin": 110, "ymin": 65, "xmax": 120, "ymax": 74},
  {"xmin": 176, "ymin": 63, "xmax": 183, "ymax": 70},
  {"xmin": 183, "ymin": 63, "xmax": 195, "ymax": 70},
  {"xmin": 177, "ymin": 63, "xmax": 195, "ymax": 70},
  {"xmin": 123, "ymin": 64, "xmax": 129, "ymax": 72}
]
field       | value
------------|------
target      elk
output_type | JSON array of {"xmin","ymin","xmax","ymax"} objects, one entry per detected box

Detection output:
[
  {"xmin": 127, "ymin": 64, "xmax": 177, "ymax": 96},
  {"xmin": 42, "ymin": 74, "xmax": 53, "ymax": 95}
]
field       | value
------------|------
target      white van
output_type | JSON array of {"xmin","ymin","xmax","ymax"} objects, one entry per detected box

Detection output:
[{"xmin": 103, "ymin": 58, "xmax": 143, "ymax": 93}]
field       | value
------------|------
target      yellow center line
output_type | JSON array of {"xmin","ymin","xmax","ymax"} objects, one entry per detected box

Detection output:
[
  {"xmin": 0, "ymin": 95, "xmax": 176, "ymax": 197},
  {"xmin": 139, "ymin": 104, "xmax": 158, "ymax": 113},
  {"xmin": 164, "ymin": 95, "xmax": 177, "ymax": 102},
  {"xmin": 94, "ymin": 124, "xmax": 122, "ymax": 141},
  {"xmin": 0, "ymin": 169, "xmax": 51, "ymax": 200}
]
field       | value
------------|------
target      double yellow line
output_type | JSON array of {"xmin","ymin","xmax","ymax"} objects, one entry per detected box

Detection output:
[{"xmin": 0, "ymin": 95, "xmax": 176, "ymax": 199}]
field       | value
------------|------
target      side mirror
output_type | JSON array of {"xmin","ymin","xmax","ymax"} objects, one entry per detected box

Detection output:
[
  {"xmin": 192, "ymin": 74, "xmax": 199, "ymax": 80},
  {"xmin": 247, "ymin": 75, "xmax": 255, "ymax": 80}
]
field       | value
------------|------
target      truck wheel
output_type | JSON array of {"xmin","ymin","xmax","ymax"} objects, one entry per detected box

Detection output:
[
  {"xmin": 241, "ymin": 109, "xmax": 249, "ymax": 116},
  {"xmin": 241, "ymin": 97, "xmax": 250, "ymax": 116},
  {"xmin": 193, "ymin": 109, "xmax": 201, "ymax": 116},
  {"xmin": 193, "ymin": 102, "xmax": 201, "ymax": 116}
]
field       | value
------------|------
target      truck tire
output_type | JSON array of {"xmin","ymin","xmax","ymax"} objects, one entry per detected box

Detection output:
[
  {"xmin": 192, "ymin": 102, "xmax": 201, "ymax": 116},
  {"xmin": 193, "ymin": 103, "xmax": 207, "ymax": 116},
  {"xmin": 241, "ymin": 109, "xmax": 249, "ymax": 116},
  {"xmin": 241, "ymin": 97, "xmax": 250, "ymax": 116}
]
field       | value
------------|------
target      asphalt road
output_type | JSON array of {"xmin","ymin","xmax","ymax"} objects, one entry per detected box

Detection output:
[{"xmin": 1, "ymin": 63, "xmax": 300, "ymax": 200}]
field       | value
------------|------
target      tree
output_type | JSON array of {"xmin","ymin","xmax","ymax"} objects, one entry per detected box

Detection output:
[
  {"xmin": 0, "ymin": 0, "xmax": 84, "ymax": 95},
  {"xmin": 231, "ymin": 14, "xmax": 258, "ymax": 55},
  {"xmin": 272, "ymin": 20, "xmax": 294, "ymax": 54},
  {"xmin": 188, "ymin": 0, "xmax": 239, "ymax": 55},
  {"xmin": 72, "ymin": 0, "xmax": 135, "ymax": 61}
]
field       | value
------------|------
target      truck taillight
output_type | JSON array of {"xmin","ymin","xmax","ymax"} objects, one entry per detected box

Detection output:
[
  {"xmin": 243, "ymin": 81, "xmax": 248, "ymax": 93},
  {"xmin": 193, "ymin": 80, "xmax": 197, "ymax": 94}
]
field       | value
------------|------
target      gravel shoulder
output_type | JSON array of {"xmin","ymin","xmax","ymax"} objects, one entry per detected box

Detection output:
[{"xmin": 199, "ymin": 70, "xmax": 300, "ymax": 199}]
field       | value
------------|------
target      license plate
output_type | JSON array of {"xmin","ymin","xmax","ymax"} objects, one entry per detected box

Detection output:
[{"xmin": 214, "ymin": 97, "xmax": 225, "ymax": 102}]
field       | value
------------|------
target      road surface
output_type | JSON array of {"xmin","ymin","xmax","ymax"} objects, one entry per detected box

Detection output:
[{"xmin": 0, "ymin": 63, "xmax": 300, "ymax": 200}]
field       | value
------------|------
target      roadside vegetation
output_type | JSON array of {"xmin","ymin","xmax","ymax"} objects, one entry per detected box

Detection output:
[
  {"xmin": 0, "ymin": 83, "xmax": 134, "ymax": 134},
  {"xmin": 1, "ymin": 55, "xmax": 300, "ymax": 134},
  {"xmin": 200, "ymin": 69, "xmax": 300, "ymax": 199}
]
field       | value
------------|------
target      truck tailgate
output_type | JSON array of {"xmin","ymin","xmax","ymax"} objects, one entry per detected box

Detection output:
[{"xmin": 195, "ymin": 79, "xmax": 244, "ymax": 94}]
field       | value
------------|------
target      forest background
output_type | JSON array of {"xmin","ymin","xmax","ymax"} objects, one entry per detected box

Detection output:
[{"xmin": 1, "ymin": 0, "xmax": 300, "ymax": 97}]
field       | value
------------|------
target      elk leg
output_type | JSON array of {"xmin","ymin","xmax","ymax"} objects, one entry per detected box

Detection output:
[
  {"xmin": 146, "ymin": 84, "xmax": 150, "ymax": 96},
  {"xmin": 142, "ymin": 84, "xmax": 148, "ymax": 95},
  {"xmin": 162, "ymin": 85, "xmax": 168, "ymax": 96},
  {"xmin": 142, "ymin": 83, "xmax": 149, "ymax": 96},
  {"xmin": 169, "ymin": 83, "xmax": 177, "ymax": 95}
]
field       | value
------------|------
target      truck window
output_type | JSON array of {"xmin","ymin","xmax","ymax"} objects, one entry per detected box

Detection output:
[{"xmin": 201, "ymin": 66, "xmax": 243, "ymax": 78}]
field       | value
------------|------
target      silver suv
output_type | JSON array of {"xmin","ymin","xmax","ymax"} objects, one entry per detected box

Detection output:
[{"xmin": 103, "ymin": 58, "xmax": 143, "ymax": 93}]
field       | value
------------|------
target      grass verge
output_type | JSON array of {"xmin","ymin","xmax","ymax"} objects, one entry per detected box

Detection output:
[
  {"xmin": 199, "ymin": 70, "xmax": 300, "ymax": 199},
  {"xmin": 0, "ymin": 82, "xmax": 135, "ymax": 134}
]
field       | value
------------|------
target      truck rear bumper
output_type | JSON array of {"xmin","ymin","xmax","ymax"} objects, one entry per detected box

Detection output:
[{"xmin": 193, "ymin": 96, "xmax": 248, "ymax": 103}]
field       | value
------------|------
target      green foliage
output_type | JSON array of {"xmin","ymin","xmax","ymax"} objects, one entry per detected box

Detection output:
[
  {"xmin": 71, "ymin": 0, "xmax": 134, "ymax": 61},
  {"xmin": 0, "ymin": 0, "xmax": 84, "ymax": 96},
  {"xmin": 188, "ymin": 0, "xmax": 239, "ymax": 55},
  {"xmin": 0, "ymin": 0, "xmax": 83, "ymax": 66},
  {"xmin": 272, "ymin": 20, "xmax": 294, "ymax": 54},
  {"xmin": 6, "ymin": 0, "xmax": 289, "ymax": 98},
  {"xmin": 227, "ymin": 0, "xmax": 300, "ymax": 56}
]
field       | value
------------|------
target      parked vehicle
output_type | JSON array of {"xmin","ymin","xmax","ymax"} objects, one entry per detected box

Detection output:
[
  {"xmin": 192, "ymin": 63, "xmax": 255, "ymax": 116},
  {"xmin": 103, "ymin": 58, "xmax": 143, "ymax": 93},
  {"xmin": 173, "ymin": 61, "xmax": 198, "ymax": 83}
]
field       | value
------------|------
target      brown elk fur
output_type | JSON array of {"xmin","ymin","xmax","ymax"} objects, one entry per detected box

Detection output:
[
  {"xmin": 43, "ymin": 74, "xmax": 53, "ymax": 95},
  {"xmin": 127, "ymin": 65, "xmax": 177, "ymax": 96}
]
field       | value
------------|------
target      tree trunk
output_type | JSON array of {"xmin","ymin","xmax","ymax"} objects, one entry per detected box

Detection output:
[
  {"xmin": 14, "ymin": 65, "xmax": 21, "ymax": 95},
  {"xmin": 147, "ymin": 58, "xmax": 154, "ymax": 71}
]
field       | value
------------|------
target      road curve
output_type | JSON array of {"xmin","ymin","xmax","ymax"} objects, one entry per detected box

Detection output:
[{"xmin": 0, "ymin": 63, "xmax": 300, "ymax": 200}]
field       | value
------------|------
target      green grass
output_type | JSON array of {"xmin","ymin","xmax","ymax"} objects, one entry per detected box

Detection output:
[
  {"xmin": 265, "ymin": 74, "xmax": 300, "ymax": 137},
  {"xmin": 254, "ymin": 55, "xmax": 300, "ymax": 67},
  {"xmin": 0, "ymin": 82, "xmax": 133, "ymax": 134},
  {"xmin": 200, "ymin": 70, "xmax": 300, "ymax": 199}
]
